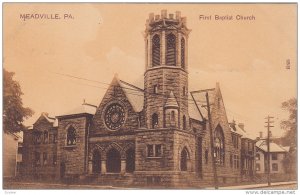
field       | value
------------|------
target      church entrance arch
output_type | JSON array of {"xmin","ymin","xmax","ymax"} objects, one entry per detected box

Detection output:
[
  {"xmin": 126, "ymin": 148, "xmax": 135, "ymax": 173},
  {"xmin": 106, "ymin": 148, "xmax": 121, "ymax": 173},
  {"xmin": 92, "ymin": 151, "xmax": 101, "ymax": 174}
]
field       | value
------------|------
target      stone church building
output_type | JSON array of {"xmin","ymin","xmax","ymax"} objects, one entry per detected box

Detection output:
[{"xmin": 21, "ymin": 10, "xmax": 255, "ymax": 187}]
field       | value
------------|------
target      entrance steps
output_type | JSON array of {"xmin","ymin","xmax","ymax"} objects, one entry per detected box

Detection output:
[{"xmin": 86, "ymin": 173, "xmax": 134, "ymax": 187}]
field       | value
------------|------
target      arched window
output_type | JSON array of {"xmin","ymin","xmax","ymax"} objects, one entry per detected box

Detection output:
[
  {"xmin": 183, "ymin": 115, "xmax": 187, "ymax": 130},
  {"xmin": 171, "ymin": 111, "xmax": 175, "ymax": 121},
  {"xmin": 166, "ymin": 34, "xmax": 176, "ymax": 66},
  {"xmin": 214, "ymin": 125, "xmax": 225, "ymax": 165},
  {"xmin": 152, "ymin": 35, "xmax": 160, "ymax": 67},
  {"xmin": 181, "ymin": 38, "xmax": 185, "ymax": 68},
  {"xmin": 66, "ymin": 126, "xmax": 76, "ymax": 145},
  {"xmin": 180, "ymin": 147, "xmax": 189, "ymax": 171},
  {"xmin": 152, "ymin": 113, "xmax": 158, "ymax": 129}
]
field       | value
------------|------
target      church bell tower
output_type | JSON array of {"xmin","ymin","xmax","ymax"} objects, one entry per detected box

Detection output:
[{"xmin": 144, "ymin": 10, "xmax": 191, "ymax": 130}]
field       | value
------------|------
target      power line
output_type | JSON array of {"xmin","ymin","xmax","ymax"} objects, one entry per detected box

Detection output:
[
  {"xmin": 50, "ymin": 71, "xmax": 250, "ymax": 121},
  {"xmin": 50, "ymin": 71, "xmax": 207, "ymax": 104}
]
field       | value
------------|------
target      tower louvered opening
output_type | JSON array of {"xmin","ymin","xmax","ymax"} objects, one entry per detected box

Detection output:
[
  {"xmin": 181, "ymin": 38, "xmax": 185, "ymax": 68},
  {"xmin": 166, "ymin": 34, "xmax": 176, "ymax": 66},
  {"xmin": 152, "ymin": 35, "xmax": 160, "ymax": 67}
]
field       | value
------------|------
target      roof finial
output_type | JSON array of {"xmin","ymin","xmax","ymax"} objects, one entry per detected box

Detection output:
[{"xmin": 83, "ymin": 99, "xmax": 86, "ymax": 105}]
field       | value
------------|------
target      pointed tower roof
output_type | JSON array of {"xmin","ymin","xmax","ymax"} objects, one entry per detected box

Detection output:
[{"xmin": 165, "ymin": 91, "xmax": 179, "ymax": 108}]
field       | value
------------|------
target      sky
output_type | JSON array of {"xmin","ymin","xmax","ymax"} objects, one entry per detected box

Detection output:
[{"xmin": 3, "ymin": 3, "xmax": 297, "ymax": 138}]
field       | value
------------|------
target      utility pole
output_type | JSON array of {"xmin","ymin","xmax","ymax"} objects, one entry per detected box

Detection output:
[
  {"xmin": 265, "ymin": 115, "xmax": 274, "ymax": 186},
  {"xmin": 206, "ymin": 92, "xmax": 218, "ymax": 189}
]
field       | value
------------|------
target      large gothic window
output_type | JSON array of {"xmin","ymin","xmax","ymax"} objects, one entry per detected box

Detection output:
[
  {"xmin": 152, "ymin": 35, "xmax": 160, "ymax": 67},
  {"xmin": 152, "ymin": 113, "xmax": 158, "ymax": 129},
  {"xmin": 181, "ymin": 38, "xmax": 185, "ymax": 68},
  {"xmin": 66, "ymin": 126, "xmax": 76, "ymax": 146},
  {"xmin": 166, "ymin": 34, "xmax": 176, "ymax": 66},
  {"xmin": 214, "ymin": 125, "xmax": 225, "ymax": 165}
]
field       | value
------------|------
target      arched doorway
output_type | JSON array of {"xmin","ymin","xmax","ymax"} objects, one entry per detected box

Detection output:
[
  {"xmin": 180, "ymin": 147, "xmax": 189, "ymax": 171},
  {"xmin": 92, "ymin": 151, "xmax": 101, "ymax": 174},
  {"xmin": 106, "ymin": 148, "xmax": 121, "ymax": 173},
  {"xmin": 60, "ymin": 162, "xmax": 65, "ymax": 179},
  {"xmin": 126, "ymin": 148, "xmax": 135, "ymax": 173}
]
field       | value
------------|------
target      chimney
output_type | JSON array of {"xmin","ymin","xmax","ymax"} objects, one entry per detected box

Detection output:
[
  {"xmin": 259, "ymin": 131, "xmax": 263, "ymax": 138},
  {"xmin": 229, "ymin": 120, "xmax": 236, "ymax": 131},
  {"xmin": 238, "ymin": 123, "xmax": 244, "ymax": 130}
]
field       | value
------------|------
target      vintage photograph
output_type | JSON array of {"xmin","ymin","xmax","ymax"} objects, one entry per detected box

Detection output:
[{"xmin": 3, "ymin": 3, "xmax": 297, "ymax": 190}]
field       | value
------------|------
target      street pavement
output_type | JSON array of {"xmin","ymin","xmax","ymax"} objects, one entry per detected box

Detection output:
[{"xmin": 3, "ymin": 180, "xmax": 298, "ymax": 190}]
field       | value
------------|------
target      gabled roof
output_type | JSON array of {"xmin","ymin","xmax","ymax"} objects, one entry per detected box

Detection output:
[
  {"xmin": 229, "ymin": 122, "xmax": 256, "ymax": 140},
  {"xmin": 189, "ymin": 88, "xmax": 216, "ymax": 121},
  {"xmin": 256, "ymin": 139, "xmax": 287, "ymax": 153},
  {"xmin": 119, "ymin": 80, "xmax": 144, "ymax": 112},
  {"xmin": 33, "ymin": 112, "xmax": 55, "ymax": 125}
]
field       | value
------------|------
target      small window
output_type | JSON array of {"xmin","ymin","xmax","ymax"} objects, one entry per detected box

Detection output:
[
  {"xmin": 183, "ymin": 86, "xmax": 186, "ymax": 96},
  {"xmin": 67, "ymin": 126, "xmax": 76, "ymax": 146},
  {"xmin": 272, "ymin": 163, "xmax": 278, "ymax": 171},
  {"xmin": 43, "ymin": 152, "xmax": 47, "ymax": 165},
  {"xmin": 230, "ymin": 154, "xmax": 233, "ymax": 168},
  {"xmin": 154, "ymin": 85, "xmax": 158, "ymax": 94},
  {"xmin": 271, "ymin": 153, "xmax": 278, "ymax": 160},
  {"xmin": 53, "ymin": 152, "xmax": 57, "ymax": 166},
  {"xmin": 152, "ymin": 113, "xmax": 158, "ymax": 129},
  {"xmin": 256, "ymin": 153, "xmax": 260, "ymax": 160},
  {"xmin": 256, "ymin": 163, "xmax": 261, "ymax": 171},
  {"xmin": 36, "ymin": 133, "xmax": 42, "ymax": 144},
  {"xmin": 35, "ymin": 152, "xmax": 40, "ymax": 166},
  {"xmin": 205, "ymin": 149, "xmax": 209, "ymax": 164},
  {"xmin": 53, "ymin": 133, "xmax": 57, "ymax": 143},
  {"xmin": 183, "ymin": 115, "xmax": 186, "ymax": 130},
  {"xmin": 171, "ymin": 111, "xmax": 175, "ymax": 122},
  {"xmin": 43, "ymin": 131, "xmax": 48, "ymax": 144},
  {"xmin": 147, "ymin": 145, "xmax": 154, "ymax": 157},
  {"xmin": 147, "ymin": 144, "xmax": 162, "ymax": 157}
]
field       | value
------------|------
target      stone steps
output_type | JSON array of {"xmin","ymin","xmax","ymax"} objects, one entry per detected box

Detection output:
[{"xmin": 89, "ymin": 173, "xmax": 134, "ymax": 187}]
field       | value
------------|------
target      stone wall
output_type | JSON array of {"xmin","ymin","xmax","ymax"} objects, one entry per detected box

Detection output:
[
  {"xmin": 144, "ymin": 67, "xmax": 189, "ymax": 130},
  {"xmin": 91, "ymin": 77, "xmax": 139, "ymax": 135},
  {"xmin": 56, "ymin": 115, "xmax": 91, "ymax": 179}
]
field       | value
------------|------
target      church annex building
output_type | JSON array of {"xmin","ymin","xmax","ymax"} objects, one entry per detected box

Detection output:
[{"xmin": 21, "ymin": 10, "xmax": 256, "ymax": 187}]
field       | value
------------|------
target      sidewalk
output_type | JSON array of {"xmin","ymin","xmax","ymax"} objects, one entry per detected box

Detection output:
[{"xmin": 205, "ymin": 181, "xmax": 297, "ymax": 190}]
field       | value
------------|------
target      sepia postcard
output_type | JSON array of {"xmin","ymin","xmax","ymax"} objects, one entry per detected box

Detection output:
[{"xmin": 2, "ymin": 2, "xmax": 297, "ymax": 192}]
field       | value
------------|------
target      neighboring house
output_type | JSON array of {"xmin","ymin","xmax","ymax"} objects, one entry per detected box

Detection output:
[
  {"xmin": 229, "ymin": 121, "xmax": 256, "ymax": 181},
  {"xmin": 3, "ymin": 132, "xmax": 22, "ymax": 178},
  {"xmin": 255, "ymin": 139, "xmax": 288, "ymax": 174}
]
